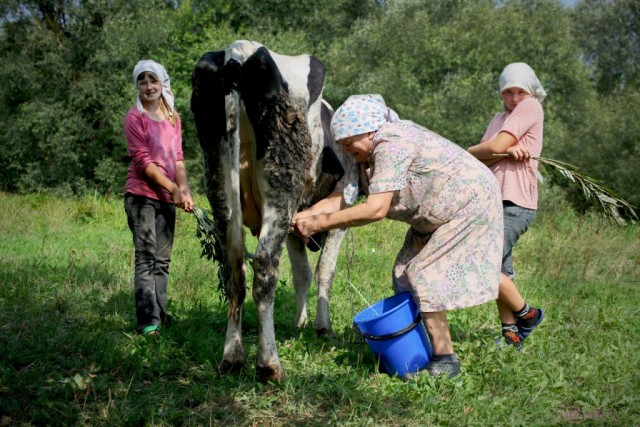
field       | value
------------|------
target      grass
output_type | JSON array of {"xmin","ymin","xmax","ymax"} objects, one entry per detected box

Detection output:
[{"xmin": 0, "ymin": 189, "xmax": 639, "ymax": 426}]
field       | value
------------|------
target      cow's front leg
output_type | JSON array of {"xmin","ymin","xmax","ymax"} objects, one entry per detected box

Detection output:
[
  {"xmin": 252, "ymin": 231, "xmax": 287, "ymax": 382},
  {"xmin": 286, "ymin": 234, "xmax": 312, "ymax": 328},
  {"xmin": 314, "ymin": 228, "xmax": 346, "ymax": 336}
]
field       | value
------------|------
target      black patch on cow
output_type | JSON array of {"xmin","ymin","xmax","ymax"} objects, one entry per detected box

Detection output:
[
  {"xmin": 307, "ymin": 56, "xmax": 325, "ymax": 109},
  {"xmin": 191, "ymin": 50, "xmax": 237, "ymax": 297},
  {"xmin": 304, "ymin": 146, "xmax": 343, "ymax": 253},
  {"xmin": 321, "ymin": 146, "xmax": 345, "ymax": 179},
  {"xmin": 240, "ymin": 47, "xmax": 288, "ymax": 107},
  {"xmin": 239, "ymin": 47, "xmax": 312, "ymax": 181},
  {"xmin": 191, "ymin": 51, "xmax": 229, "ymax": 152},
  {"xmin": 306, "ymin": 231, "xmax": 327, "ymax": 252}
]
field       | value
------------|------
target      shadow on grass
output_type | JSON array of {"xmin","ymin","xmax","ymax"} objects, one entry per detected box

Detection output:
[{"xmin": 1, "ymin": 259, "xmax": 397, "ymax": 425}]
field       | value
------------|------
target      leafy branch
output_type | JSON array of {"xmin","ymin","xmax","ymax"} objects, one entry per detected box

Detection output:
[
  {"xmin": 193, "ymin": 205, "xmax": 218, "ymax": 262},
  {"xmin": 494, "ymin": 154, "xmax": 638, "ymax": 225},
  {"xmin": 193, "ymin": 205, "xmax": 227, "ymax": 299},
  {"xmin": 192, "ymin": 205, "xmax": 255, "ymax": 301}
]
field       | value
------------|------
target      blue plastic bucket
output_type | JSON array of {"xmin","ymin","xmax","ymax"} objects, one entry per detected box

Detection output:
[{"xmin": 353, "ymin": 292, "xmax": 432, "ymax": 377}]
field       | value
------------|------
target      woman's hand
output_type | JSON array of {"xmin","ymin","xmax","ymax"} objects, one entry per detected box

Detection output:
[
  {"xmin": 292, "ymin": 211, "xmax": 307, "ymax": 224},
  {"xmin": 290, "ymin": 215, "xmax": 318, "ymax": 242},
  {"xmin": 506, "ymin": 144, "xmax": 531, "ymax": 161}
]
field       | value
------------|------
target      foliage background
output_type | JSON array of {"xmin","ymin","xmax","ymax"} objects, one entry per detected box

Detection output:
[
  {"xmin": 1, "ymin": 1, "xmax": 639, "ymax": 424},
  {"xmin": 0, "ymin": 0, "xmax": 638, "ymax": 209}
]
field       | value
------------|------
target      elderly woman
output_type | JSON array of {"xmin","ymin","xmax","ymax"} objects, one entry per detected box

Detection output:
[{"xmin": 292, "ymin": 94, "xmax": 503, "ymax": 379}]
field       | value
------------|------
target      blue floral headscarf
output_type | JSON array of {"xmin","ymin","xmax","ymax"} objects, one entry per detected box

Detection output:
[{"xmin": 330, "ymin": 94, "xmax": 399, "ymax": 141}]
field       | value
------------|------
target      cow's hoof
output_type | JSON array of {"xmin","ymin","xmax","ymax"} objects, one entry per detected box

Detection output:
[
  {"xmin": 256, "ymin": 364, "xmax": 284, "ymax": 383},
  {"xmin": 315, "ymin": 327, "xmax": 335, "ymax": 338},
  {"xmin": 220, "ymin": 359, "xmax": 245, "ymax": 374}
]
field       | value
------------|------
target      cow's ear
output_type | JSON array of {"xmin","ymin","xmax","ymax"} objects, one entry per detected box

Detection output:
[{"xmin": 321, "ymin": 146, "xmax": 345, "ymax": 179}]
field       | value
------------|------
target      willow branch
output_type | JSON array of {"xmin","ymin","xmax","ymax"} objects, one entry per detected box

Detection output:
[{"xmin": 492, "ymin": 154, "xmax": 638, "ymax": 225}]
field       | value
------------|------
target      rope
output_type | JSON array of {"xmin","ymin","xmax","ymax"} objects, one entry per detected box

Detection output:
[{"xmin": 344, "ymin": 228, "xmax": 377, "ymax": 316}]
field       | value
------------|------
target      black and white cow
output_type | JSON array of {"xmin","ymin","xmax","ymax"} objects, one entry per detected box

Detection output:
[{"xmin": 191, "ymin": 40, "xmax": 357, "ymax": 382}]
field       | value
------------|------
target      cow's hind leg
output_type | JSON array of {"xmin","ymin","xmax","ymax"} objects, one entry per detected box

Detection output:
[
  {"xmin": 221, "ymin": 244, "xmax": 248, "ymax": 373},
  {"xmin": 192, "ymin": 52, "xmax": 248, "ymax": 373},
  {"xmin": 252, "ymin": 227, "xmax": 289, "ymax": 382},
  {"xmin": 240, "ymin": 46, "xmax": 313, "ymax": 382}
]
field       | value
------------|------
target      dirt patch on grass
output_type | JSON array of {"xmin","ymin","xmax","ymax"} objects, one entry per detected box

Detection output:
[{"xmin": 562, "ymin": 406, "xmax": 609, "ymax": 423}]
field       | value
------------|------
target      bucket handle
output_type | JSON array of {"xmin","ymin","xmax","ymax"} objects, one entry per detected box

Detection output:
[{"xmin": 353, "ymin": 314, "xmax": 422, "ymax": 341}]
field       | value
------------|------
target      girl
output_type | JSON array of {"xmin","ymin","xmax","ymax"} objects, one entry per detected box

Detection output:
[
  {"xmin": 468, "ymin": 62, "xmax": 546, "ymax": 347},
  {"xmin": 124, "ymin": 60, "xmax": 194, "ymax": 336}
]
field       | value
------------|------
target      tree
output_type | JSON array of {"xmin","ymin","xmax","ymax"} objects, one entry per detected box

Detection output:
[
  {"xmin": 323, "ymin": 0, "xmax": 590, "ymax": 148},
  {"xmin": 0, "ymin": 0, "xmax": 176, "ymax": 195},
  {"xmin": 574, "ymin": 0, "xmax": 640, "ymax": 94}
]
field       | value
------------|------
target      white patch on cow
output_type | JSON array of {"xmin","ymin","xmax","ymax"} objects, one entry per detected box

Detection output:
[
  {"xmin": 227, "ymin": 40, "xmax": 312, "ymax": 108},
  {"xmin": 255, "ymin": 299, "xmax": 279, "ymax": 369},
  {"xmin": 223, "ymin": 309, "xmax": 245, "ymax": 364},
  {"xmin": 268, "ymin": 51, "xmax": 312, "ymax": 107},
  {"xmin": 226, "ymin": 40, "xmax": 263, "ymax": 65},
  {"xmin": 258, "ymin": 204, "xmax": 283, "ymax": 239}
]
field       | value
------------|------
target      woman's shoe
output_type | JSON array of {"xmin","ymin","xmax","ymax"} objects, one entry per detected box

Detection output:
[
  {"xmin": 425, "ymin": 360, "xmax": 461, "ymax": 378},
  {"xmin": 402, "ymin": 359, "xmax": 461, "ymax": 381}
]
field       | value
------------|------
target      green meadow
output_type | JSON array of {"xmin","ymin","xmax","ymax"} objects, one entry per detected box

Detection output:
[{"xmin": 1, "ymin": 189, "xmax": 638, "ymax": 426}]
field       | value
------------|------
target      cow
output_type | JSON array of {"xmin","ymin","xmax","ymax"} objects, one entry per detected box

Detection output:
[{"xmin": 191, "ymin": 40, "xmax": 358, "ymax": 382}]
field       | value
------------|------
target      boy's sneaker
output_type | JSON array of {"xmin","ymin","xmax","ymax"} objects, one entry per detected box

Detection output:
[
  {"xmin": 517, "ymin": 308, "xmax": 545, "ymax": 340},
  {"xmin": 497, "ymin": 329, "xmax": 523, "ymax": 349}
]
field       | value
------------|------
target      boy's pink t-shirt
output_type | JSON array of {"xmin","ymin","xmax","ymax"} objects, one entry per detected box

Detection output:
[
  {"xmin": 124, "ymin": 108, "xmax": 184, "ymax": 203},
  {"xmin": 482, "ymin": 97, "xmax": 544, "ymax": 210}
]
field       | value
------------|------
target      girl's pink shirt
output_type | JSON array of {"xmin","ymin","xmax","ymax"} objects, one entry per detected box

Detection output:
[
  {"xmin": 124, "ymin": 108, "xmax": 184, "ymax": 203},
  {"xmin": 482, "ymin": 97, "xmax": 544, "ymax": 210}
]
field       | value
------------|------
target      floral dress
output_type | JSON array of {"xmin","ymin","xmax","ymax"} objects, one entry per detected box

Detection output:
[{"xmin": 367, "ymin": 120, "xmax": 502, "ymax": 312}]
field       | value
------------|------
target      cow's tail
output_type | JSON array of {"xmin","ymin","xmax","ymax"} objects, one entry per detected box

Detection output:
[{"xmin": 224, "ymin": 87, "xmax": 249, "ymax": 317}]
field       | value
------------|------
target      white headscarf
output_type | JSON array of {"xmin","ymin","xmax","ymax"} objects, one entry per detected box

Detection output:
[
  {"xmin": 499, "ymin": 62, "xmax": 547, "ymax": 103},
  {"xmin": 133, "ymin": 59, "xmax": 174, "ymax": 116},
  {"xmin": 330, "ymin": 94, "xmax": 399, "ymax": 141}
]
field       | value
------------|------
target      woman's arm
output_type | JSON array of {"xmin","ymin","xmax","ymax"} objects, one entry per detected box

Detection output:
[
  {"xmin": 294, "ymin": 191, "xmax": 345, "ymax": 221},
  {"xmin": 292, "ymin": 191, "xmax": 394, "ymax": 239}
]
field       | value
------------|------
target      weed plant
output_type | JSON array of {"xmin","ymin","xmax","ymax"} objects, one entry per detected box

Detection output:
[{"xmin": 0, "ymin": 189, "xmax": 638, "ymax": 426}]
